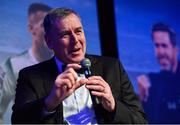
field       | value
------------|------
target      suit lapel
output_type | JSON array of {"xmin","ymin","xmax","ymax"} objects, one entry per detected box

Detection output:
[
  {"xmin": 42, "ymin": 57, "xmax": 59, "ymax": 95},
  {"xmin": 41, "ymin": 57, "xmax": 64, "ymax": 123},
  {"xmin": 85, "ymin": 55, "xmax": 102, "ymax": 76}
]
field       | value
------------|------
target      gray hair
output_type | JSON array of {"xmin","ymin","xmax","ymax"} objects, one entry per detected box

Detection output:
[{"xmin": 43, "ymin": 7, "xmax": 81, "ymax": 34}]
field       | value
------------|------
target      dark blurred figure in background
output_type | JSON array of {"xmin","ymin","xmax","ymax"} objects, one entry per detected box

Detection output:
[
  {"xmin": 137, "ymin": 22, "xmax": 180, "ymax": 123},
  {"xmin": 0, "ymin": 3, "xmax": 53, "ymax": 123}
]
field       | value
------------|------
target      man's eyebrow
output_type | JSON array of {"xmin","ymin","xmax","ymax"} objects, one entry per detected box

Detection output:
[
  {"xmin": 75, "ymin": 27, "xmax": 83, "ymax": 30},
  {"xmin": 58, "ymin": 30, "xmax": 71, "ymax": 36},
  {"xmin": 57, "ymin": 26, "xmax": 83, "ymax": 35}
]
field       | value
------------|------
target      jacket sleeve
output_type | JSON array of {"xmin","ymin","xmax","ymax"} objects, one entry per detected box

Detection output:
[
  {"xmin": 11, "ymin": 69, "xmax": 60, "ymax": 124},
  {"xmin": 0, "ymin": 59, "xmax": 16, "ymax": 119}
]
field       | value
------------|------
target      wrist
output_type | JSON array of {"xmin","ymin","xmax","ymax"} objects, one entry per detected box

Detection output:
[
  {"xmin": 44, "ymin": 95, "xmax": 59, "ymax": 112},
  {"xmin": 107, "ymin": 97, "xmax": 115, "ymax": 112}
]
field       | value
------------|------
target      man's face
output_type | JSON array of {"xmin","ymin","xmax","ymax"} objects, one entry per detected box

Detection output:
[
  {"xmin": 153, "ymin": 31, "xmax": 178, "ymax": 71},
  {"xmin": 46, "ymin": 14, "xmax": 86, "ymax": 63}
]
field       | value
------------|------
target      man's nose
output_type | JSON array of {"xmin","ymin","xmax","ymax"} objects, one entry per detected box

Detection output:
[
  {"xmin": 70, "ymin": 33, "xmax": 78, "ymax": 44},
  {"xmin": 157, "ymin": 46, "xmax": 165, "ymax": 54}
]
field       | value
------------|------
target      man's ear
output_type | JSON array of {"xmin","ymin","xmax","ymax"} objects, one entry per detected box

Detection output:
[
  {"xmin": 28, "ymin": 23, "xmax": 37, "ymax": 36},
  {"xmin": 28, "ymin": 23, "xmax": 33, "ymax": 33},
  {"xmin": 175, "ymin": 47, "xmax": 179, "ymax": 57},
  {"xmin": 44, "ymin": 34, "xmax": 53, "ymax": 49}
]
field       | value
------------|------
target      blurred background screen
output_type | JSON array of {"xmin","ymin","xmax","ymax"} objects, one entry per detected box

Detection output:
[{"xmin": 0, "ymin": 0, "xmax": 101, "ymax": 64}]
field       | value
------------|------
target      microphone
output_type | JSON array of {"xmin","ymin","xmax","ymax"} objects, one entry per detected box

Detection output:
[{"xmin": 80, "ymin": 58, "xmax": 100, "ymax": 105}]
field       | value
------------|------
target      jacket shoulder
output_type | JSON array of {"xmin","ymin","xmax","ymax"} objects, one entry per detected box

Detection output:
[
  {"xmin": 19, "ymin": 58, "xmax": 55, "ymax": 75},
  {"xmin": 86, "ymin": 54, "xmax": 119, "ymax": 64}
]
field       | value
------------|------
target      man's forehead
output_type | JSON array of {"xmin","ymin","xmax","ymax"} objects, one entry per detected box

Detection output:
[
  {"xmin": 153, "ymin": 31, "xmax": 170, "ymax": 40},
  {"xmin": 51, "ymin": 25, "xmax": 83, "ymax": 34},
  {"xmin": 153, "ymin": 31, "xmax": 169, "ymax": 35},
  {"xmin": 29, "ymin": 11, "xmax": 47, "ymax": 23},
  {"xmin": 53, "ymin": 15, "xmax": 82, "ymax": 29},
  {"xmin": 29, "ymin": 10, "xmax": 47, "ymax": 16}
]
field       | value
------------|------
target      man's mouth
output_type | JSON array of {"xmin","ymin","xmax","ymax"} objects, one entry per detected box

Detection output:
[
  {"xmin": 70, "ymin": 48, "xmax": 81, "ymax": 54},
  {"xmin": 158, "ymin": 55, "xmax": 169, "ymax": 61},
  {"xmin": 159, "ymin": 58, "xmax": 168, "ymax": 64}
]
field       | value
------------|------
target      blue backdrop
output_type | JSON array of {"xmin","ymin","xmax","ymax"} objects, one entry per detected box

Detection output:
[
  {"xmin": 115, "ymin": 0, "xmax": 180, "ymax": 91},
  {"xmin": 0, "ymin": 0, "xmax": 101, "ymax": 64}
]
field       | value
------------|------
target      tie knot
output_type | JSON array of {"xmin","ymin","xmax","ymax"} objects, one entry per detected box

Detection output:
[{"xmin": 62, "ymin": 64, "xmax": 67, "ymax": 72}]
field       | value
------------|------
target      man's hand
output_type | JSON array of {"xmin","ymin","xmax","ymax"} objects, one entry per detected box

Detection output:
[
  {"xmin": 85, "ymin": 76, "xmax": 115, "ymax": 112},
  {"xmin": 137, "ymin": 75, "xmax": 151, "ymax": 102},
  {"xmin": 45, "ymin": 64, "xmax": 87, "ymax": 111}
]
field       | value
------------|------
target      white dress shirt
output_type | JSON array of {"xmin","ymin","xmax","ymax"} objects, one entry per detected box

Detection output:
[{"xmin": 54, "ymin": 57, "xmax": 97, "ymax": 124}]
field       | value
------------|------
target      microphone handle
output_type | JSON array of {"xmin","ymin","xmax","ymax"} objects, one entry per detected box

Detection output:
[{"xmin": 84, "ymin": 68, "xmax": 101, "ymax": 105}]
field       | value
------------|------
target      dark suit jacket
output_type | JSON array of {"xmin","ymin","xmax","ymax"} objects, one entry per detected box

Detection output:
[{"xmin": 12, "ymin": 54, "xmax": 147, "ymax": 124}]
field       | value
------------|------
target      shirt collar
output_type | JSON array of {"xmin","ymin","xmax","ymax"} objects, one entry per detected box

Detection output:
[
  {"xmin": 54, "ymin": 56, "xmax": 63, "ymax": 73},
  {"xmin": 28, "ymin": 48, "xmax": 39, "ymax": 64}
]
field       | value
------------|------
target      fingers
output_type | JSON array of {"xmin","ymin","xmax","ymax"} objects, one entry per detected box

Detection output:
[
  {"xmin": 55, "ymin": 78, "xmax": 72, "ymax": 89},
  {"xmin": 137, "ymin": 75, "xmax": 151, "ymax": 88},
  {"xmin": 86, "ymin": 76, "xmax": 106, "ymax": 87},
  {"xmin": 61, "ymin": 72, "xmax": 76, "ymax": 86},
  {"xmin": 55, "ymin": 63, "xmax": 86, "ymax": 95},
  {"xmin": 56, "ymin": 64, "xmax": 81, "ymax": 88},
  {"xmin": 91, "ymin": 91, "xmax": 106, "ymax": 98},
  {"xmin": 63, "ymin": 63, "xmax": 81, "ymax": 82},
  {"xmin": 64, "ymin": 68, "xmax": 78, "ymax": 81},
  {"xmin": 137, "ymin": 75, "xmax": 151, "ymax": 102},
  {"xmin": 85, "ymin": 76, "xmax": 108, "ymax": 94},
  {"xmin": 47, "ymin": 63, "xmax": 85, "ymax": 108},
  {"xmin": 78, "ymin": 78, "xmax": 88, "ymax": 86},
  {"xmin": 86, "ymin": 76, "xmax": 115, "ymax": 112},
  {"xmin": 86, "ymin": 83, "xmax": 105, "ymax": 92},
  {"xmin": 65, "ymin": 63, "xmax": 81, "ymax": 70},
  {"xmin": 72, "ymin": 78, "xmax": 88, "ymax": 90}
]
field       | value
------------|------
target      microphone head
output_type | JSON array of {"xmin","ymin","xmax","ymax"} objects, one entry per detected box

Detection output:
[{"xmin": 80, "ymin": 58, "xmax": 91, "ymax": 68}]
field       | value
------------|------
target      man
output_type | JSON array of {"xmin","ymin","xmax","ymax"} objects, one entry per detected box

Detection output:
[
  {"xmin": 137, "ymin": 22, "xmax": 180, "ymax": 123},
  {"xmin": 12, "ymin": 8, "xmax": 147, "ymax": 124},
  {"xmin": 0, "ymin": 3, "xmax": 53, "ymax": 123}
]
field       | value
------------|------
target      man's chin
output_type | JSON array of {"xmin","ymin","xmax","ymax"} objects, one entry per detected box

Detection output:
[
  {"xmin": 160, "ymin": 65, "xmax": 171, "ymax": 71},
  {"xmin": 68, "ymin": 55, "xmax": 85, "ymax": 63}
]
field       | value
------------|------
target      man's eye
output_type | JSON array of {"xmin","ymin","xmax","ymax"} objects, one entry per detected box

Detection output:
[
  {"xmin": 60, "ymin": 33, "xmax": 69, "ymax": 38},
  {"xmin": 75, "ymin": 30, "xmax": 82, "ymax": 35},
  {"xmin": 155, "ymin": 43, "xmax": 159, "ymax": 48},
  {"xmin": 162, "ymin": 43, "xmax": 167, "ymax": 48}
]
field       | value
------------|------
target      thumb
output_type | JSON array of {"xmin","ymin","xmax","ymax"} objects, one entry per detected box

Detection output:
[{"xmin": 73, "ymin": 78, "xmax": 88, "ymax": 90}]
